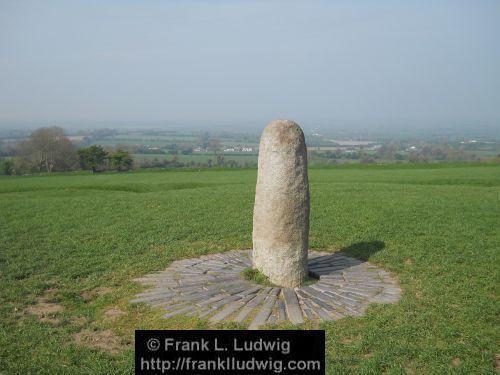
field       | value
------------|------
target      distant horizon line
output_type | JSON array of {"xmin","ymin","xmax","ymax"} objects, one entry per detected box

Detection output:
[{"xmin": 0, "ymin": 119, "xmax": 498, "ymax": 130}]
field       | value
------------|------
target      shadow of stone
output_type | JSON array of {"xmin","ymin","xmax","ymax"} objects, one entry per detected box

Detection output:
[
  {"xmin": 339, "ymin": 240, "xmax": 385, "ymax": 261},
  {"xmin": 307, "ymin": 241, "xmax": 386, "ymax": 279}
]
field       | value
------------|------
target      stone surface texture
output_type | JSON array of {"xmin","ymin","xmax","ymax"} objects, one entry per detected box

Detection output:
[
  {"xmin": 253, "ymin": 119, "xmax": 309, "ymax": 287},
  {"xmin": 131, "ymin": 250, "xmax": 401, "ymax": 329}
]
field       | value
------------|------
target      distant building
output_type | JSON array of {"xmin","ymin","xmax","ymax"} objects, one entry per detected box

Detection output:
[
  {"xmin": 67, "ymin": 135, "xmax": 86, "ymax": 141},
  {"xmin": 330, "ymin": 140, "xmax": 376, "ymax": 146},
  {"xmin": 223, "ymin": 145, "xmax": 254, "ymax": 153}
]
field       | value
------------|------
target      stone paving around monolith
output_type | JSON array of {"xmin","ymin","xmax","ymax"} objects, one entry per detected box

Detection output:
[{"xmin": 130, "ymin": 250, "xmax": 401, "ymax": 329}]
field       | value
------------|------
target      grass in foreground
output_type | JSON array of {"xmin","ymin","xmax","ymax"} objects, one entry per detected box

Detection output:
[
  {"xmin": 242, "ymin": 267, "xmax": 275, "ymax": 286},
  {"xmin": 0, "ymin": 163, "xmax": 499, "ymax": 374},
  {"xmin": 242, "ymin": 267, "xmax": 318, "ymax": 287}
]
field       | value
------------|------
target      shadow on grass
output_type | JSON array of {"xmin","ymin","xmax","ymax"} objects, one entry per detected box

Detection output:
[{"xmin": 339, "ymin": 240, "xmax": 385, "ymax": 261}]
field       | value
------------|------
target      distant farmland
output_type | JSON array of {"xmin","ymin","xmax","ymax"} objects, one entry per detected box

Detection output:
[{"xmin": 133, "ymin": 153, "xmax": 258, "ymax": 164}]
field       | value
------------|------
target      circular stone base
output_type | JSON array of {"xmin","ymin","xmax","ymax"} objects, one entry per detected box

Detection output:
[{"xmin": 130, "ymin": 250, "xmax": 401, "ymax": 329}]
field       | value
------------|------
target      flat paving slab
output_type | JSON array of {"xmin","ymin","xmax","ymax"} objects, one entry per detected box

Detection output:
[{"xmin": 130, "ymin": 250, "xmax": 401, "ymax": 329}]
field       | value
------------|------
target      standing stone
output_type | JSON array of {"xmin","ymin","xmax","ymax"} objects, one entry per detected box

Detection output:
[{"xmin": 252, "ymin": 120, "xmax": 309, "ymax": 287}]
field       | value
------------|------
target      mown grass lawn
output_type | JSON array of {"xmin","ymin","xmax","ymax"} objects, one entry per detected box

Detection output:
[{"xmin": 0, "ymin": 163, "xmax": 498, "ymax": 374}]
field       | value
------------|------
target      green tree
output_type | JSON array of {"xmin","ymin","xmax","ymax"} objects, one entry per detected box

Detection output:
[
  {"xmin": 15, "ymin": 126, "xmax": 78, "ymax": 173},
  {"xmin": 78, "ymin": 145, "xmax": 108, "ymax": 172},
  {"xmin": 216, "ymin": 154, "xmax": 225, "ymax": 166},
  {"xmin": 109, "ymin": 149, "xmax": 133, "ymax": 171},
  {"xmin": 0, "ymin": 159, "xmax": 14, "ymax": 175}
]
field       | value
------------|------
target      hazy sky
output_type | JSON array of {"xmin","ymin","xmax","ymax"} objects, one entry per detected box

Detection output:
[{"xmin": 0, "ymin": 0, "xmax": 499, "ymax": 130}]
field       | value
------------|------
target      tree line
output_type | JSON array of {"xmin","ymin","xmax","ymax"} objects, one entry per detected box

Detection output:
[
  {"xmin": 307, "ymin": 143, "xmax": 485, "ymax": 165},
  {"xmin": 135, "ymin": 154, "xmax": 256, "ymax": 170},
  {"xmin": 1, "ymin": 126, "xmax": 497, "ymax": 176},
  {"xmin": 0, "ymin": 127, "xmax": 133, "ymax": 175}
]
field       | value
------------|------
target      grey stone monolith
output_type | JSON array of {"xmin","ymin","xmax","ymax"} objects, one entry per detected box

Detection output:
[{"xmin": 252, "ymin": 120, "xmax": 309, "ymax": 287}]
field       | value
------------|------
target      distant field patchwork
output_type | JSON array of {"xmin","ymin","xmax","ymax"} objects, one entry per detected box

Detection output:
[{"xmin": 133, "ymin": 153, "xmax": 258, "ymax": 162}]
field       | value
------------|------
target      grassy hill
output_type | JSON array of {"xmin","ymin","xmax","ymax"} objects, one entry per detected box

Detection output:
[{"xmin": 0, "ymin": 163, "xmax": 498, "ymax": 373}]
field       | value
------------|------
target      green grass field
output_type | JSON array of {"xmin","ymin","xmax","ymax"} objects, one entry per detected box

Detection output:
[{"xmin": 1, "ymin": 164, "xmax": 499, "ymax": 374}]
